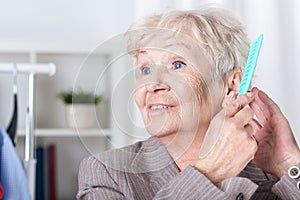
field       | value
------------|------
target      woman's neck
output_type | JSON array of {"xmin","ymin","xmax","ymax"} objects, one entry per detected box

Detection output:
[{"xmin": 157, "ymin": 130, "xmax": 206, "ymax": 171}]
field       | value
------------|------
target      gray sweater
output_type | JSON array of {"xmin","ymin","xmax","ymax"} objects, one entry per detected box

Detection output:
[{"xmin": 77, "ymin": 136, "xmax": 300, "ymax": 199}]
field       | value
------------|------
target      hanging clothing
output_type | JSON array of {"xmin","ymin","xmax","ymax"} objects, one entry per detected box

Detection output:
[
  {"xmin": 0, "ymin": 184, "xmax": 3, "ymax": 199},
  {"xmin": 6, "ymin": 94, "xmax": 18, "ymax": 146},
  {"xmin": 6, "ymin": 65, "xmax": 18, "ymax": 146},
  {"xmin": 0, "ymin": 123, "xmax": 30, "ymax": 200}
]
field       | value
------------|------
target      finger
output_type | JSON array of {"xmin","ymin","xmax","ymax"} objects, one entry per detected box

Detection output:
[
  {"xmin": 245, "ymin": 120, "xmax": 258, "ymax": 144},
  {"xmin": 251, "ymin": 87, "xmax": 259, "ymax": 96},
  {"xmin": 257, "ymin": 89, "xmax": 283, "ymax": 116},
  {"xmin": 239, "ymin": 126, "xmax": 258, "ymax": 158},
  {"xmin": 251, "ymin": 134, "xmax": 258, "ymax": 144},
  {"xmin": 249, "ymin": 100, "xmax": 268, "ymax": 126},
  {"xmin": 252, "ymin": 87, "xmax": 282, "ymax": 116},
  {"xmin": 244, "ymin": 125, "xmax": 258, "ymax": 152},
  {"xmin": 250, "ymin": 88, "xmax": 271, "ymax": 124},
  {"xmin": 233, "ymin": 107, "xmax": 254, "ymax": 127},
  {"xmin": 248, "ymin": 119, "xmax": 264, "ymax": 143},
  {"xmin": 225, "ymin": 92, "xmax": 254, "ymax": 117},
  {"xmin": 244, "ymin": 124, "xmax": 253, "ymax": 136},
  {"xmin": 248, "ymin": 119, "xmax": 262, "ymax": 134}
]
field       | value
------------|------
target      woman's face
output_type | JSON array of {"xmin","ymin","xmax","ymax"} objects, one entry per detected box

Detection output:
[{"xmin": 134, "ymin": 39, "xmax": 224, "ymax": 140}]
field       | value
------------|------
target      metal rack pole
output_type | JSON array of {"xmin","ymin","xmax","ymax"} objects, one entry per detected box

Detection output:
[{"xmin": 23, "ymin": 72, "xmax": 36, "ymax": 200}]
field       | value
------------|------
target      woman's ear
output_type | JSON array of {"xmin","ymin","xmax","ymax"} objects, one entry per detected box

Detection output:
[{"xmin": 222, "ymin": 70, "xmax": 243, "ymax": 107}]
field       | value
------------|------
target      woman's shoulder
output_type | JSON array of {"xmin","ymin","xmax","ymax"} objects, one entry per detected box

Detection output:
[
  {"xmin": 79, "ymin": 136, "xmax": 170, "ymax": 174},
  {"xmin": 80, "ymin": 137, "xmax": 159, "ymax": 171},
  {"xmin": 77, "ymin": 140, "xmax": 150, "ymax": 199}
]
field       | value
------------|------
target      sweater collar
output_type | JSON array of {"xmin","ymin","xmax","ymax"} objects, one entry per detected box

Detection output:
[{"xmin": 129, "ymin": 136, "xmax": 178, "ymax": 173}]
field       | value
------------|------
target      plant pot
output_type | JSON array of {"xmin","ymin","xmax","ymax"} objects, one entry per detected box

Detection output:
[{"xmin": 65, "ymin": 104, "xmax": 98, "ymax": 129}]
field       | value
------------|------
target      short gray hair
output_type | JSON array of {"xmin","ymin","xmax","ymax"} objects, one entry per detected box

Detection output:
[{"xmin": 126, "ymin": 7, "xmax": 250, "ymax": 82}]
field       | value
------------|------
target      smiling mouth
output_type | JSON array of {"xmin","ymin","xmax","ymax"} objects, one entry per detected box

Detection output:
[{"xmin": 148, "ymin": 104, "xmax": 175, "ymax": 111}]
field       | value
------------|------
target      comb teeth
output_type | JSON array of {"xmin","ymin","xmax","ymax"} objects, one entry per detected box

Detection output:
[{"xmin": 238, "ymin": 34, "xmax": 264, "ymax": 96}]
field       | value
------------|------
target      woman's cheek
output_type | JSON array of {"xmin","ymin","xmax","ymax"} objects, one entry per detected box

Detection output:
[
  {"xmin": 182, "ymin": 70, "xmax": 206, "ymax": 102},
  {"xmin": 134, "ymin": 87, "xmax": 146, "ymax": 109}
]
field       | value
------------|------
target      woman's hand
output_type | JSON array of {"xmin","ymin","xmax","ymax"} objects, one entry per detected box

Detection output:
[
  {"xmin": 194, "ymin": 92, "xmax": 258, "ymax": 184},
  {"xmin": 249, "ymin": 87, "xmax": 300, "ymax": 178}
]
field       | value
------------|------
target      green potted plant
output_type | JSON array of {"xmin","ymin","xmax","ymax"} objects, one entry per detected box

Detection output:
[{"xmin": 57, "ymin": 90, "xmax": 104, "ymax": 128}]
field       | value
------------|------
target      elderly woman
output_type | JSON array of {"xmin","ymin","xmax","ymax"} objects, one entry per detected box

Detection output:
[{"xmin": 77, "ymin": 7, "xmax": 300, "ymax": 200}]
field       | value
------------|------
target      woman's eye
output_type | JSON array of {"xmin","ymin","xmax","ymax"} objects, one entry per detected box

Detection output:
[
  {"xmin": 172, "ymin": 61, "xmax": 186, "ymax": 70},
  {"xmin": 141, "ymin": 66, "xmax": 152, "ymax": 75}
]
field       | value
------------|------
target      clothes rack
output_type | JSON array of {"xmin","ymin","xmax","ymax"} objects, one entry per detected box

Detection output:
[
  {"xmin": 0, "ymin": 62, "xmax": 56, "ymax": 200},
  {"xmin": 0, "ymin": 63, "xmax": 56, "ymax": 75}
]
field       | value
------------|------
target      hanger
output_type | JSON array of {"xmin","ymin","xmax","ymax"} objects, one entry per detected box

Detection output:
[{"xmin": 6, "ymin": 63, "xmax": 18, "ymax": 146}]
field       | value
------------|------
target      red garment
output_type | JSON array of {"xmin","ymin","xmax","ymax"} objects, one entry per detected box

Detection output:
[{"xmin": 0, "ymin": 184, "xmax": 3, "ymax": 199}]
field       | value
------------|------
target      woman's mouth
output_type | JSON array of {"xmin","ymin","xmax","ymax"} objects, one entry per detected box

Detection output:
[{"xmin": 148, "ymin": 104, "xmax": 175, "ymax": 111}]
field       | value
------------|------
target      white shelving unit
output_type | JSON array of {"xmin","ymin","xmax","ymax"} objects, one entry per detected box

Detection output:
[
  {"xmin": 0, "ymin": 41, "xmax": 141, "ymax": 198},
  {"xmin": 0, "ymin": 50, "xmax": 113, "ymax": 199},
  {"xmin": 15, "ymin": 128, "xmax": 112, "ymax": 200},
  {"xmin": 17, "ymin": 128, "xmax": 111, "ymax": 137}
]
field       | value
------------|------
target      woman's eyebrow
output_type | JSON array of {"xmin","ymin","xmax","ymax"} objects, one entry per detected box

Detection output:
[{"xmin": 138, "ymin": 49, "xmax": 148, "ymax": 54}]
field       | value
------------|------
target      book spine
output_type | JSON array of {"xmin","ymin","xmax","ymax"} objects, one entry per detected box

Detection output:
[
  {"xmin": 35, "ymin": 146, "xmax": 44, "ymax": 200},
  {"xmin": 43, "ymin": 145, "xmax": 49, "ymax": 200},
  {"xmin": 48, "ymin": 144, "xmax": 57, "ymax": 200}
]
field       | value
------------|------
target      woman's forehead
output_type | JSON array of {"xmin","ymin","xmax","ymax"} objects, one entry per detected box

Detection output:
[
  {"xmin": 139, "ymin": 42, "xmax": 194, "ymax": 56},
  {"xmin": 138, "ymin": 40, "xmax": 211, "ymax": 68}
]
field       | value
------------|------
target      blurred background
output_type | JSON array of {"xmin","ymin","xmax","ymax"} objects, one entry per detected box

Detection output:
[{"xmin": 0, "ymin": 0, "xmax": 299, "ymax": 199}]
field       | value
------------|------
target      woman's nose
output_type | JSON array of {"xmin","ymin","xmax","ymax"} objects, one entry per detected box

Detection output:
[{"xmin": 145, "ymin": 82, "xmax": 170, "ymax": 93}]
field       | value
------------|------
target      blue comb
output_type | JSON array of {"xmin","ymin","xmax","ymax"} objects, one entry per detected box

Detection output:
[{"xmin": 238, "ymin": 34, "xmax": 264, "ymax": 96}]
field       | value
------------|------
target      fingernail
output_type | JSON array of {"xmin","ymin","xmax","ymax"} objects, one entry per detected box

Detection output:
[
  {"xmin": 247, "ymin": 92, "xmax": 253, "ymax": 97},
  {"xmin": 232, "ymin": 103, "xmax": 240, "ymax": 108}
]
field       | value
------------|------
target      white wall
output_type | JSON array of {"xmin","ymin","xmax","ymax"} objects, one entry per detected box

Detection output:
[
  {"xmin": 239, "ymin": 0, "xmax": 300, "ymax": 145},
  {"xmin": 0, "ymin": 0, "xmax": 138, "ymax": 129},
  {"xmin": 0, "ymin": 0, "xmax": 137, "ymax": 51},
  {"xmin": 1, "ymin": 0, "xmax": 299, "ymax": 146}
]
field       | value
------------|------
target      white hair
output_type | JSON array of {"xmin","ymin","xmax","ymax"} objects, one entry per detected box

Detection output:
[{"xmin": 126, "ymin": 6, "xmax": 250, "ymax": 82}]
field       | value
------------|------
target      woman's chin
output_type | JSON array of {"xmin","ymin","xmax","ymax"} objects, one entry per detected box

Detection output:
[{"xmin": 145, "ymin": 119, "xmax": 179, "ymax": 139}]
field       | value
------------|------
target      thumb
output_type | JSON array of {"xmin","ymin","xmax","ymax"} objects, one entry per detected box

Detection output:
[{"xmin": 225, "ymin": 92, "xmax": 254, "ymax": 117}]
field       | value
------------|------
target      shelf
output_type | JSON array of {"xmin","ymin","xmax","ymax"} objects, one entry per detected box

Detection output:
[{"xmin": 17, "ymin": 128, "xmax": 111, "ymax": 137}]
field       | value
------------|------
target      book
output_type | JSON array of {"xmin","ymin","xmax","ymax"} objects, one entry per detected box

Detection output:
[
  {"xmin": 48, "ymin": 144, "xmax": 57, "ymax": 200},
  {"xmin": 35, "ymin": 146, "xmax": 44, "ymax": 200},
  {"xmin": 43, "ymin": 145, "xmax": 49, "ymax": 200}
]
